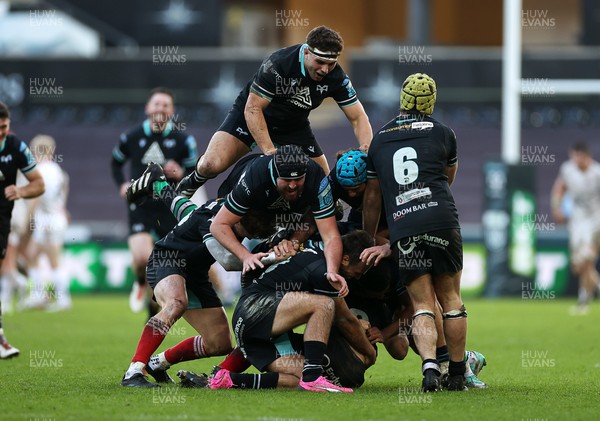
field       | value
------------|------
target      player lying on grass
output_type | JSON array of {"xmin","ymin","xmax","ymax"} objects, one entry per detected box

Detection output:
[{"xmin": 208, "ymin": 230, "xmax": 376, "ymax": 392}]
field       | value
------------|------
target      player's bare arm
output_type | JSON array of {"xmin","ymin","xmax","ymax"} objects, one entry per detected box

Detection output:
[
  {"xmin": 361, "ymin": 177, "xmax": 382, "ymax": 240},
  {"xmin": 210, "ymin": 205, "xmax": 269, "ymax": 273},
  {"xmin": 551, "ymin": 175, "xmax": 567, "ymax": 224},
  {"xmin": 446, "ymin": 163, "xmax": 458, "ymax": 186},
  {"xmin": 5, "ymin": 169, "xmax": 45, "ymax": 201},
  {"xmin": 341, "ymin": 101, "xmax": 372, "ymax": 152},
  {"xmin": 244, "ymin": 92, "xmax": 277, "ymax": 155},
  {"xmin": 333, "ymin": 298, "xmax": 376, "ymax": 366},
  {"xmin": 315, "ymin": 215, "xmax": 344, "ymax": 284}
]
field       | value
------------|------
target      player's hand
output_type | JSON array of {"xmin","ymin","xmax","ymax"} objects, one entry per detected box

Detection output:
[
  {"xmin": 4, "ymin": 185, "xmax": 20, "ymax": 201},
  {"xmin": 272, "ymin": 239, "xmax": 299, "ymax": 257},
  {"xmin": 326, "ymin": 272, "xmax": 348, "ymax": 297},
  {"xmin": 242, "ymin": 252, "xmax": 270, "ymax": 274},
  {"xmin": 359, "ymin": 143, "xmax": 369, "ymax": 153},
  {"xmin": 119, "ymin": 182, "xmax": 131, "ymax": 198},
  {"xmin": 263, "ymin": 147, "xmax": 277, "ymax": 156},
  {"xmin": 366, "ymin": 327, "xmax": 384, "ymax": 344},
  {"xmin": 360, "ymin": 244, "xmax": 391, "ymax": 266},
  {"xmin": 552, "ymin": 209, "xmax": 567, "ymax": 224},
  {"xmin": 163, "ymin": 160, "xmax": 184, "ymax": 181}
]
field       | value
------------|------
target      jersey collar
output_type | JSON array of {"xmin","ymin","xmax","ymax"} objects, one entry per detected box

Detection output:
[
  {"xmin": 143, "ymin": 119, "xmax": 173, "ymax": 137},
  {"xmin": 299, "ymin": 44, "xmax": 308, "ymax": 77},
  {"xmin": 268, "ymin": 159, "xmax": 278, "ymax": 185}
]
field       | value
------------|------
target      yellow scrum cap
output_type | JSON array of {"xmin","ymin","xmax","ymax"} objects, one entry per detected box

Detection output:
[{"xmin": 400, "ymin": 73, "xmax": 436, "ymax": 115}]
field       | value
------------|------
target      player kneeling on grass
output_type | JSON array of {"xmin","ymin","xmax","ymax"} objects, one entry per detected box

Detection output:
[
  {"xmin": 208, "ymin": 231, "xmax": 376, "ymax": 392},
  {"xmin": 121, "ymin": 162, "xmax": 285, "ymax": 387}
]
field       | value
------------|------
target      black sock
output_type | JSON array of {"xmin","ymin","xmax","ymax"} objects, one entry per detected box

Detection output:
[
  {"xmin": 147, "ymin": 300, "xmax": 159, "ymax": 319},
  {"xmin": 302, "ymin": 341, "xmax": 327, "ymax": 382},
  {"xmin": 436, "ymin": 345, "xmax": 449, "ymax": 363},
  {"xmin": 449, "ymin": 359, "xmax": 466, "ymax": 376},
  {"xmin": 230, "ymin": 372, "xmax": 279, "ymax": 389},
  {"xmin": 136, "ymin": 274, "xmax": 145, "ymax": 287}
]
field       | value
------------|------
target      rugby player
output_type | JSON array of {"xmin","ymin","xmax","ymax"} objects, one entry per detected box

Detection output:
[
  {"xmin": 209, "ymin": 230, "xmax": 377, "ymax": 392},
  {"xmin": 0, "ymin": 102, "xmax": 45, "ymax": 359},
  {"xmin": 551, "ymin": 141, "xmax": 600, "ymax": 315},
  {"xmin": 175, "ymin": 25, "xmax": 372, "ymax": 197},
  {"xmin": 362, "ymin": 73, "xmax": 468, "ymax": 391},
  {"xmin": 26, "ymin": 135, "xmax": 71, "ymax": 312},
  {"xmin": 111, "ymin": 87, "xmax": 198, "ymax": 318},
  {"xmin": 210, "ymin": 145, "xmax": 343, "ymax": 287}
]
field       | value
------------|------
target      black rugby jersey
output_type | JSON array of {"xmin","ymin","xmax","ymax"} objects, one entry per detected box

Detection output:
[
  {"xmin": 0, "ymin": 134, "xmax": 37, "ymax": 211},
  {"xmin": 153, "ymin": 198, "xmax": 224, "ymax": 272},
  {"xmin": 111, "ymin": 119, "xmax": 197, "ymax": 185},
  {"xmin": 367, "ymin": 113, "xmax": 459, "ymax": 243},
  {"xmin": 250, "ymin": 241, "xmax": 339, "ymax": 298},
  {"xmin": 224, "ymin": 155, "xmax": 335, "ymax": 220},
  {"xmin": 328, "ymin": 166, "xmax": 387, "ymax": 229},
  {"xmin": 232, "ymin": 44, "xmax": 359, "ymax": 131}
]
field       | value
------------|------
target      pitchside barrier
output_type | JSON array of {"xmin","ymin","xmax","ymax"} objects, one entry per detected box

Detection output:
[{"xmin": 31, "ymin": 239, "xmax": 573, "ymax": 299}]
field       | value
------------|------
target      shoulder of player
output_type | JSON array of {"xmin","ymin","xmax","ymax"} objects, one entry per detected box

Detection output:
[
  {"xmin": 264, "ymin": 44, "xmax": 302, "ymax": 74},
  {"xmin": 3, "ymin": 134, "xmax": 22, "ymax": 150},
  {"xmin": 121, "ymin": 124, "xmax": 145, "ymax": 141}
]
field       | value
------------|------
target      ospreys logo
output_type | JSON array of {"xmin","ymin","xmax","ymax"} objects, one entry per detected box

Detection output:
[
  {"xmin": 287, "ymin": 86, "xmax": 312, "ymax": 109},
  {"xmin": 268, "ymin": 195, "xmax": 291, "ymax": 211}
]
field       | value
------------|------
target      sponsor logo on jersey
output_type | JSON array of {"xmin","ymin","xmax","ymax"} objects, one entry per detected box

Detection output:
[
  {"xmin": 307, "ymin": 146, "xmax": 315, "ymax": 153},
  {"xmin": 139, "ymin": 139, "xmax": 147, "ymax": 148},
  {"xmin": 0, "ymin": 154, "xmax": 12, "ymax": 163},
  {"xmin": 316, "ymin": 85, "xmax": 328, "ymax": 94},
  {"xmin": 396, "ymin": 187, "xmax": 432, "ymax": 206},
  {"xmin": 141, "ymin": 141, "xmax": 166, "ymax": 165},
  {"xmin": 287, "ymin": 86, "xmax": 312, "ymax": 109},
  {"xmin": 163, "ymin": 139, "xmax": 176, "ymax": 148},
  {"xmin": 411, "ymin": 122, "xmax": 434, "ymax": 130}
]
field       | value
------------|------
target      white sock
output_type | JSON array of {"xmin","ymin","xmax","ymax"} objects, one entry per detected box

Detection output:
[
  {"xmin": 1, "ymin": 276, "xmax": 14, "ymax": 312},
  {"xmin": 149, "ymin": 352, "xmax": 170, "ymax": 370},
  {"xmin": 125, "ymin": 361, "xmax": 146, "ymax": 379},
  {"xmin": 29, "ymin": 268, "xmax": 47, "ymax": 303},
  {"xmin": 52, "ymin": 268, "xmax": 71, "ymax": 306}
]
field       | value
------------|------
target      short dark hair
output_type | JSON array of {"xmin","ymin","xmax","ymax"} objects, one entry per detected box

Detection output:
[
  {"xmin": 342, "ymin": 230, "xmax": 374, "ymax": 264},
  {"xmin": 571, "ymin": 141, "xmax": 590, "ymax": 155},
  {"xmin": 306, "ymin": 26, "xmax": 344, "ymax": 54},
  {"xmin": 0, "ymin": 102, "xmax": 10, "ymax": 120},
  {"xmin": 148, "ymin": 87, "xmax": 175, "ymax": 103}
]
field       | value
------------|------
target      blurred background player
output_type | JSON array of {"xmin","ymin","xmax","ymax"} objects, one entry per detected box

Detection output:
[
  {"xmin": 175, "ymin": 25, "xmax": 372, "ymax": 197},
  {"xmin": 111, "ymin": 88, "xmax": 199, "ymax": 318},
  {"xmin": 23, "ymin": 135, "xmax": 71, "ymax": 312},
  {"xmin": 363, "ymin": 73, "xmax": 467, "ymax": 392},
  {"xmin": 0, "ymin": 102, "xmax": 45, "ymax": 359},
  {"xmin": 551, "ymin": 141, "xmax": 600, "ymax": 315},
  {"xmin": 0, "ymin": 172, "xmax": 31, "ymax": 313}
]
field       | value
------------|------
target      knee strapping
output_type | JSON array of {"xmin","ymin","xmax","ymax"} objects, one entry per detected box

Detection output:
[
  {"xmin": 412, "ymin": 309, "xmax": 435, "ymax": 321},
  {"xmin": 442, "ymin": 305, "xmax": 467, "ymax": 320}
]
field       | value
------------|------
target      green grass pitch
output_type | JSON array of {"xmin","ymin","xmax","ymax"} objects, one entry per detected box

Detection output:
[{"xmin": 1, "ymin": 295, "xmax": 598, "ymax": 420}]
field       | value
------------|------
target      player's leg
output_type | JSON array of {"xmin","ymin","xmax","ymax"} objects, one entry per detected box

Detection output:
[
  {"xmin": 147, "ymin": 306, "xmax": 233, "ymax": 384},
  {"xmin": 272, "ymin": 292, "xmax": 351, "ymax": 392},
  {"xmin": 311, "ymin": 154, "xmax": 330, "ymax": 175},
  {"xmin": 45, "ymin": 240, "xmax": 71, "ymax": 312},
  {"xmin": 433, "ymin": 270, "xmax": 467, "ymax": 391},
  {"xmin": 127, "ymin": 232, "xmax": 154, "ymax": 314},
  {"xmin": 405, "ymin": 273, "xmax": 440, "ymax": 391},
  {"xmin": 121, "ymin": 274, "xmax": 188, "ymax": 387},
  {"xmin": 210, "ymin": 334, "xmax": 304, "ymax": 390},
  {"xmin": 23, "ymin": 237, "xmax": 48, "ymax": 309},
  {"xmin": 0, "ymin": 254, "xmax": 19, "ymax": 359},
  {"xmin": 177, "ymin": 131, "xmax": 251, "ymax": 197}
]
